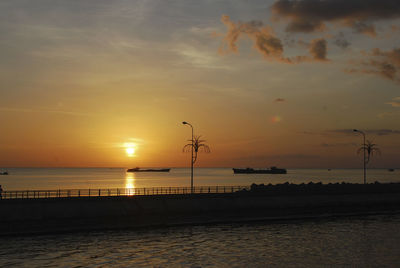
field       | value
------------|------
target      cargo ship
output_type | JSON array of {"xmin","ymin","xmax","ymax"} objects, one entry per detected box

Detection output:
[{"xmin": 127, "ymin": 167, "xmax": 171, "ymax": 172}]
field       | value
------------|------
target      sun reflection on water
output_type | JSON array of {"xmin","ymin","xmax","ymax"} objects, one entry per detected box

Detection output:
[{"xmin": 125, "ymin": 172, "xmax": 136, "ymax": 195}]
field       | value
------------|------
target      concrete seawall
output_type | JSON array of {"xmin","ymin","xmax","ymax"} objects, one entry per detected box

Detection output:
[{"xmin": 1, "ymin": 192, "xmax": 399, "ymax": 235}]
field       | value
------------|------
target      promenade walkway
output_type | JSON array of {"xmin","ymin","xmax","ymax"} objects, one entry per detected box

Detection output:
[{"xmin": 1, "ymin": 186, "xmax": 249, "ymax": 200}]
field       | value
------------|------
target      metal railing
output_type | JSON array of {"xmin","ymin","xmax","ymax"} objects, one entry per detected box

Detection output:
[{"xmin": 0, "ymin": 186, "xmax": 250, "ymax": 200}]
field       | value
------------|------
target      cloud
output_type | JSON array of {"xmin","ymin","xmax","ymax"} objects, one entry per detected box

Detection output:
[
  {"xmin": 328, "ymin": 129, "xmax": 356, "ymax": 135},
  {"xmin": 329, "ymin": 129, "xmax": 400, "ymax": 136},
  {"xmin": 320, "ymin": 142, "xmax": 357, "ymax": 147},
  {"xmin": 351, "ymin": 21, "xmax": 377, "ymax": 37},
  {"xmin": 275, "ymin": 98, "xmax": 286, "ymax": 102},
  {"xmin": 175, "ymin": 44, "xmax": 232, "ymax": 70},
  {"xmin": 386, "ymin": 97, "xmax": 400, "ymax": 107},
  {"xmin": 370, "ymin": 129, "xmax": 400, "ymax": 135},
  {"xmin": 348, "ymin": 48, "xmax": 400, "ymax": 82},
  {"xmin": 333, "ymin": 32, "xmax": 351, "ymax": 49},
  {"xmin": 309, "ymin": 38, "xmax": 328, "ymax": 61},
  {"xmin": 219, "ymin": 2, "xmax": 400, "ymax": 84},
  {"xmin": 219, "ymin": 15, "xmax": 330, "ymax": 63},
  {"xmin": 219, "ymin": 15, "xmax": 286, "ymax": 62},
  {"xmin": 271, "ymin": 0, "xmax": 400, "ymax": 35}
]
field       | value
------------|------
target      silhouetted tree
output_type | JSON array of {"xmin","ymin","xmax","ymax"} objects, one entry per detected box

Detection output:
[
  {"xmin": 183, "ymin": 135, "xmax": 210, "ymax": 163},
  {"xmin": 357, "ymin": 140, "xmax": 381, "ymax": 164}
]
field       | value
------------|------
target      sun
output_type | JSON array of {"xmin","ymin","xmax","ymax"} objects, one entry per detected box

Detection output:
[
  {"xmin": 126, "ymin": 147, "xmax": 135, "ymax": 156},
  {"xmin": 124, "ymin": 143, "xmax": 137, "ymax": 157}
]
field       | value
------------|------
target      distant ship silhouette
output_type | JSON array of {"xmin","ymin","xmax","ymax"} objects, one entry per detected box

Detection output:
[
  {"xmin": 233, "ymin": 167, "xmax": 287, "ymax": 174},
  {"xmin": 127, "ymin": 167, "xmax": 171, "ymax": 172}
]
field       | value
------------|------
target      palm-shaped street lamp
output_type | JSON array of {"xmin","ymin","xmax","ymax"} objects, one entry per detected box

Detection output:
[
  {"xmin": 182, "ymin": 122, "xmax": 210, "ymax": 193},
  {"xmin": 353, "ymin": 129, "xmax": 366, "ymax": 184},
  {"xmin": 182, "ymin": 121, "xmax": 194, "ymax": 192}
]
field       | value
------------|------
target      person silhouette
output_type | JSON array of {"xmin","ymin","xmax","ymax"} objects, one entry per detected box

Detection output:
[{"xmin": 0, "ymin": 185, "xmax": 3, "ymax": 199}]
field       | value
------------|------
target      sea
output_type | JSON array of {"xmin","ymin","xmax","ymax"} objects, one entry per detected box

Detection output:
[
  {"xmin": 0, "ymin": 214, "xmax": 399, "ymax": 267},
  {"xmin": 0, "ymin": 168, "xmax": 399, "ymax": 267},
  {"xmin": 0, "ymin": 167, "xmax": 398, "ymax": 191}
]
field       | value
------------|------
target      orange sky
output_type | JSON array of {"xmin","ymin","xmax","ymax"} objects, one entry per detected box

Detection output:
[{"xmin": 0, "ymin": 0, "xmax": 399, "ymax": 168}]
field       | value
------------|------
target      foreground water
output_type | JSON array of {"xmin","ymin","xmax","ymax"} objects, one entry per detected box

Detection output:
[
  {"xmin": 0, "ymin": 167, "xmax": 398, "ymax": 190},
  {"xmin": 0, "ymin": 214, "xmax": 399, "ymax": 267}
]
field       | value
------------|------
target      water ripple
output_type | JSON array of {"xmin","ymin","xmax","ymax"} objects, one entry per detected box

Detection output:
[{"xmin": 0, "ymin": 214, "xmax": 399, "ymax": 267}]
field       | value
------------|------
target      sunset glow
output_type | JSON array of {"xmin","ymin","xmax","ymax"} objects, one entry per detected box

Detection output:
[{"xmin": 0, "ymin": 0, "xmax": 399, "ymax": 168}]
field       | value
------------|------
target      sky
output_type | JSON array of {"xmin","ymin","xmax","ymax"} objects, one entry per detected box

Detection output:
[{"xmin": 0, "ymin": 0, "xmax": 399, "ymax": 168}]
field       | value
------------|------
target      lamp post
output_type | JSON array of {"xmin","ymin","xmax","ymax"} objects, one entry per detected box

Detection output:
[
  {"xmin": 353, "ymin": 129, "xmax": 366, "ymax": 184},
  {"xmin": 182, "ymin": 121, "xmax": 194, "ymax": 193}
]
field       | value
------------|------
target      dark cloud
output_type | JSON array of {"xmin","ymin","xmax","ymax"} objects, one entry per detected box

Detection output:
[
  {"xmin": 329, "ymin": 129, "xmax": 357, "ymax": 135},
  {"xmin": 309, "ymin": 38, "xmax": 328, "ymax": 61},
  {"xmin": 370, "ymin": 129, "xmax": 400, "ymax": 136},
  {"xmin": 285, "ymin": 18, "xmax": 325, "ymax": 33},
  {"xmin": 275, "ymin": 98, "xmax": 286, "ymax": 102},
  {"xmin": 369, "ymin": 48, "xmax": 400, "ymax": 80},
  {"xmin": 271, "ymin": 0, "xmax": 400, "ymax": 35},
  {"xmin": 333, "ymin": 32, "xmax": 351, "ymax": 49},
  {"xmin": 352, "ymin": 21, "xmax": 376, "ymax": 37},
  {"xmin": 348, "ymin": 48, "xmax": 400, "ymax": 82},
  {"xmin": 329, "ymin": 129, "xmax": 400, "ymax": 136},
  {"xmin": 320, "ymin": 142, "xmax": 357, "ymax": 147}
]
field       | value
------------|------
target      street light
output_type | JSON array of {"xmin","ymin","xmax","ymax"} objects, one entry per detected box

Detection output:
[
  {"xmin": 182, "ymin": 121, "xmax": 194, "ymax": 193},
  {"xmin": 353, "ymin": 129, "xmax": 366, "ymax": 184}
]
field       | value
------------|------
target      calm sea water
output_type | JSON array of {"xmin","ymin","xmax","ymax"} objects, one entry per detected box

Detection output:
[
  {"xmin": 0, "ymin": 214, "xmax": 399, "ymax": 267},
  {"xmin": 0, "ymin": 168, "xmax": 399, "ymax": 190},
  {"xmin": 1, "ymin": 169, "xmax": 399, "ymax": 266}
]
